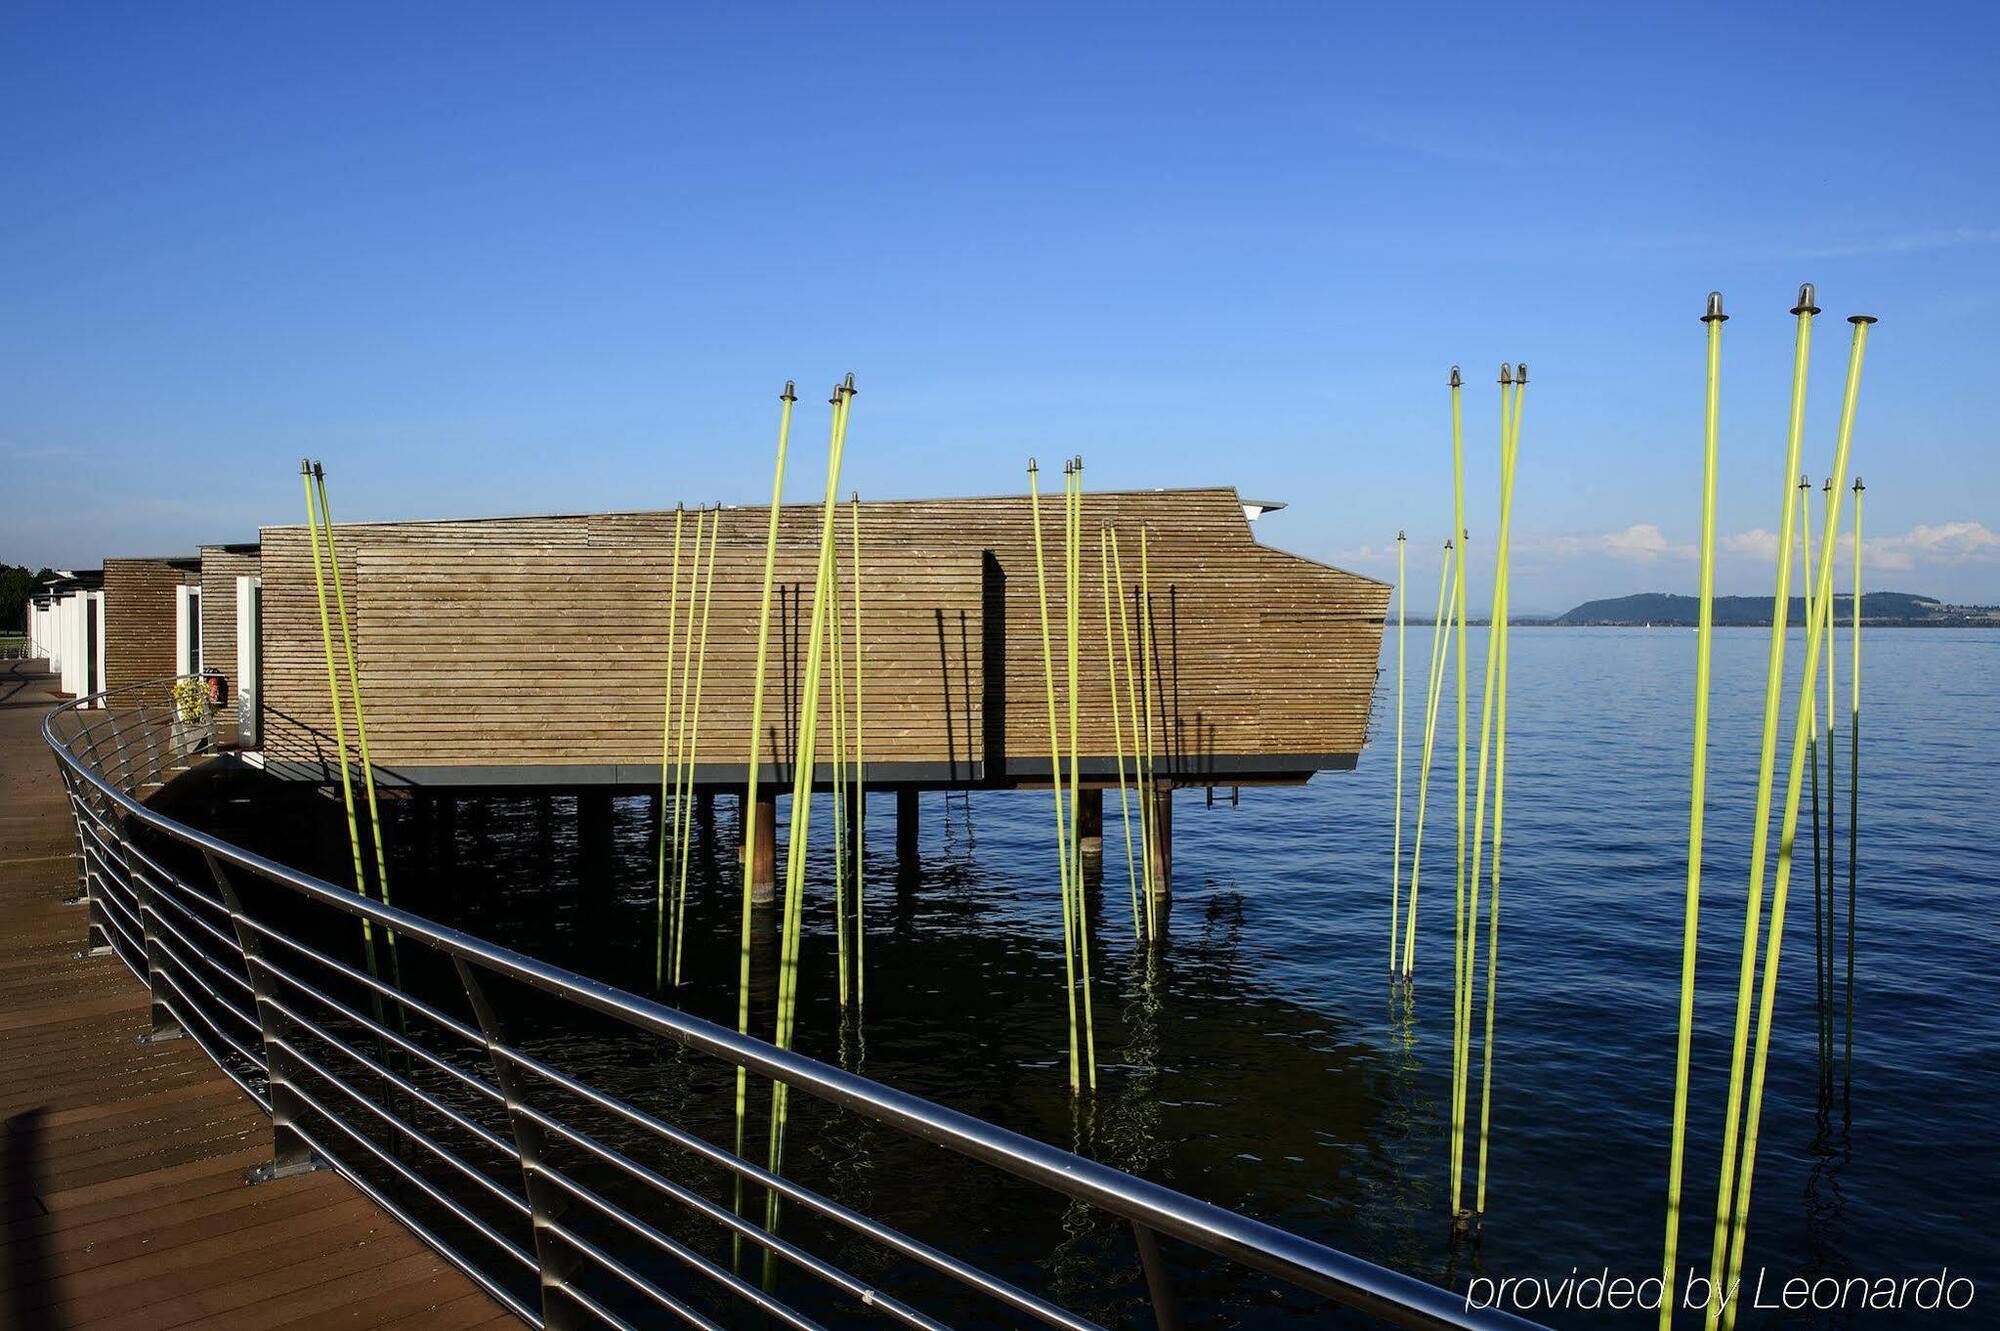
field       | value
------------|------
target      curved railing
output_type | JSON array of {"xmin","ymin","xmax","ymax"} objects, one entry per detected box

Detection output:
[{"xmin": 44, "ymin": 676, "xmax": 1537, "ymax": 1331}]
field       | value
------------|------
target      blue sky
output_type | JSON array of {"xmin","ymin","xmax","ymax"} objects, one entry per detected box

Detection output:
[{"xmin": 4, "ymin": 2, "xmax": 1996, "ymax": 611}]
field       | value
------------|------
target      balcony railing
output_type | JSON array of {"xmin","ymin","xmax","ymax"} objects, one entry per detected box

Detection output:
[{"xmin": 43, "ymin": 675, "xmax": 1537, "ymax": 1331}]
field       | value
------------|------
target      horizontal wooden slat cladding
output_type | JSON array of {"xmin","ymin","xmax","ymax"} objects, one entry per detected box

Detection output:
[
  {"xmin": 199, "ymin": 547, "xmax": 260, "ymax": 696},
  {"xmin": 102, "ymin": 558, "xmax": 197, "ymax": 690},
  {"xmin": 258, "ymin": 489, "xmax": 1387, "ymax": 781}
]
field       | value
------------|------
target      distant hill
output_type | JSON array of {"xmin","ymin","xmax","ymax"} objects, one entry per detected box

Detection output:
[{"xmin": 1554, "ymin": 591, "xmax": 2000, "ymax": 627}]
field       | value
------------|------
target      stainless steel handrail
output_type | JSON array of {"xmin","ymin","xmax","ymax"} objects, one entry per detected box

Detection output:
[{"xmin": 44, "ymin": 675, "xmax": 1540, "ymax": 1331}]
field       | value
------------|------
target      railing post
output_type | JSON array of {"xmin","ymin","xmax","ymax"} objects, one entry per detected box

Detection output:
[
  {"xmin": 1133, "ymin": 1221, "xmax": 1185, "ymax": 1331},
  {"xmin": 110, "ymin": 715, "xmax": 132, "ymax": 788},
  {"xmin": 138, "ymin": 699, "xmax": 163, "ymax": 789},
  {"xmin": 130, "ymin": 852, "xmax": 186, "ymax": 1044},
  {"xmin": 454, "ymin": 956, "xmax": 584, "ymax": 1330},
  {"xmin": 57, "ymin": 770, "xmax": 113, "ymax": 955},
  {"xmin": 206, "ymin": 854, "xmax": 320, "ymax": 1182}
]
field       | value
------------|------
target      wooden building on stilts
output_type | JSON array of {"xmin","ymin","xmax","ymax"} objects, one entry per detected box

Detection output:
[{"xmin": 247, "ymin": 487, "xmax": 1387, "ymax": 902}]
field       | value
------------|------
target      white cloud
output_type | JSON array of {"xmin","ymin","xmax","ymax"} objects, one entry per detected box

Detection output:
[
  {"xmin": 1865, "ymin": 521, "xmax": 2000, "ymax": 572},
  {"xmin": 1717, "ymin": 521, "xmax": 2000, "ymax": 573},
  {"xmin": 1524, "ymin": 523, "xmax": 1692, "ymax": 564},
  {"xmin": 1723, "ymin": 528, "xmax": 1781, "ymax": 561},
  {"xmin": 1331, "ymin": 542, "xmax": 1392, "ymax": 567}
]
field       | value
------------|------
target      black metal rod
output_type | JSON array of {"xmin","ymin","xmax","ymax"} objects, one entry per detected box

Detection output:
[{"xmin": 1133, "ymin": 1222, "xmax": 1184, "ymax": 1331}]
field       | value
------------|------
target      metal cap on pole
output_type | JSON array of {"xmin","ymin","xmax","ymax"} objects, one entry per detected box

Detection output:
[
  {"xmin": 1703, "ymin": 291, "xmax": 1728, "ymax": 323},
  {"xmin": 1791, "ymin": 284, "xmax": 1821, "ymax": 316}
]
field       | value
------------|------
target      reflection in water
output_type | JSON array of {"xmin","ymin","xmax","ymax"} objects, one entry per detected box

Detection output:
[
  {"xmin": 168, "ymin": 770, "xmax": 1409, "ymax": 1325},
  {"xmin": 139, "ymin": 628, "xmax": 2000, "ymax": 1329},
  {"xmin": 1377, "ymin": 982, "xmax": 1436, "ymax": 1280}
]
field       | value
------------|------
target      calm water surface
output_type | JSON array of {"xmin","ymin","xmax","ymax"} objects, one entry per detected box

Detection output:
[{"xmin": 187, "ymin": 627, "xmax": 2000, "ymax": 1327}]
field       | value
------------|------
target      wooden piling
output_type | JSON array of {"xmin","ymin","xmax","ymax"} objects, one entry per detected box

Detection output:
[
  {"xmin": 896, "ymin": 787, "xmax": 919, "ymax": 863},
  {"xmin": 749, "ymin": 788, "xmax": 777, "ymax": 904},
  {"xmin": 1148, "ymin": 781, "xmax": 1172, "ymax": 898},
  {"xmin": 578, "ymin": 788, "xmax": 614, "ymax": 896},
  {"xmin": 1077, "ymin": 786, "xmax": 1104, "ymax": 862}
]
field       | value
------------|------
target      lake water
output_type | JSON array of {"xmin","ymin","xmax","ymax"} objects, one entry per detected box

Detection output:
[{"xmin": 172, "ymin": 626, "xmax": 2000, "ymax": 1327}]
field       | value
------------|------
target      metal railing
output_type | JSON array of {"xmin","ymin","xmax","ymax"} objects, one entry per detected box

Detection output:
[{"xmin": 44, "ymin": 676, "xmax": 1537, "ymax": 1331}]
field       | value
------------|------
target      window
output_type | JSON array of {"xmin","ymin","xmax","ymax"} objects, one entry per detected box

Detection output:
[
  {"xmin": 237, "ymin": 575, "xmax": 262, "ymax": 745},
  {"xmin": 175, "ymin": 585, "xmax": 202, "ymax": 675},
  {"xmin": 85, "ymin": 594, "xmax": 100, "ymax": 695}
]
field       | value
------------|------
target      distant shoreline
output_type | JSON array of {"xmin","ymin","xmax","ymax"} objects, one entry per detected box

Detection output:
[
  {"xmin": 1517, "ymin": 590, "xmax": 2000, "ymax": 630},
  {"xmin": 1399, "ymin": 619, "xmax": 2000, "ymax": 629}
]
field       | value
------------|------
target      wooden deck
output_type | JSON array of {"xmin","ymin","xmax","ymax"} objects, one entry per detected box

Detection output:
[{"xmin": 0, "ymin": 661, "xmax": 508, "ymax": 1330}]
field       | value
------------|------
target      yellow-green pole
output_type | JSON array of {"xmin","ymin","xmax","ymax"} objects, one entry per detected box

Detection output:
[
  {"xmin": 312, "ymin": 465, "xmax": 393, "ymax": 911},
  {"xmin": 1474, "ymin": 365, "xmax": 1525, "ymax": 1214},
  {"xmin": 1139, "ymin": 525, "xmax": 1160, "ymax": 942},
  {"xmin": 667, "ymin": 504, "xmax": 709, "ymax": 979},
  {"xmin": 732, "ymin": 382, "xmax": 793, "ymax": 1231},
  {"xmin": 655, "ymin": 503, "xmax": 686, "ymax": 988},
  {"xmin": 312, "ymin": 464, "xmax": 404, "ymax": 1009},
  {"xmin": 1718, "ymin": 314, "xmax": 1873, "ymax": 1331},
  {"xmin": 1660, "ymin": 296, "xmax": 1726, "ymax": 1322},
  {"xmin": 827, "ymin": 526, "xmax": 850, "ymax": 1006},
  {"xmin": 1797, "ymin": 475, "xmax": 1815, "ymax": 649},
  {"xmin": 1391, "ymin": 530, "xmax": 1407, "ymax": 975},
  {"xmin": 1824, "ymin": 476, "xmax": 1838, "ymax": 753},
  {"xmin": 1062, "ymin": 463, "xmax": 1078, "ymax": 981},
  {"xmin": 672, "ymin": 504, "xmax": 721, "ymax": 987},
  {"xmin": 1697, "ymin": 287, "xmax": 1817, "ymax": 1328},
  {"xmin": 1068, "ymin": 458, "xmax": 1097, "ymax": 1089},
  {"xmin": 1109, "ymin": 529, "xmax": 1155, "ymax": 935},
  {"xmin": 1821, "ymin": 474, "xmax": 1839, "ymax": 1066},
  {"xmin": 299, "ymin": 462, "xmax": 371, "ymax": 923},
  {"xmin": 850, "ymin": 493, "xmax": 867, "ymax": 1007},
  {"xmin": 775, "ymin": 382, "xmax": 853, "ymax": 1050},
  {"xmin": 1027, "ymin": 459, "xmax": 1081, "ymax": 1092},
  {"xmin": 1101, "ymin": 528, "xmax": 1141, "ymax": 940},
  {"xmin": 1063, "ymin": 460, "xmax": 1088, "ymax": 1075},
  {"xmin": 1845, "ymin": 478, "xmax": 1861, "ymax": 1070},
  {"xmin": 1824, "ymin": 475, "xmax": 1839, "ymax": 751},
  {"xmin": 1797, "ymin": 473, "xmax": 1827, "ymax": 1064},
  {"xmin": 767, "ymin": 377, "xmax": 856, "ymax": 1230},
  {"xmin": 1456, "ymin": 365, "xmax": 1516, "ymax": 1218},
  {"xmin": 1469, "ymin": 364, "xmax": 1525, "ymax": 1218},
  {"xmin": 1400, "ymin": 541, "xmax": 1455, "ymax": 978},
  {"xmin": 1448, "ymin": 363, "xmax": 1469, "ymax": 1222}
]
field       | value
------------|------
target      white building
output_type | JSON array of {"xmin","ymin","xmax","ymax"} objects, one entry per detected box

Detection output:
[{"xmin": 38, "ymin": 571, "xmax": 106, "ymax": 703}]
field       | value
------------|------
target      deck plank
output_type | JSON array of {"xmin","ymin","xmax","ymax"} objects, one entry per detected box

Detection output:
[{"xmin": 2, "ymin": 660, "xmax": 507, "ymax": 1328}]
